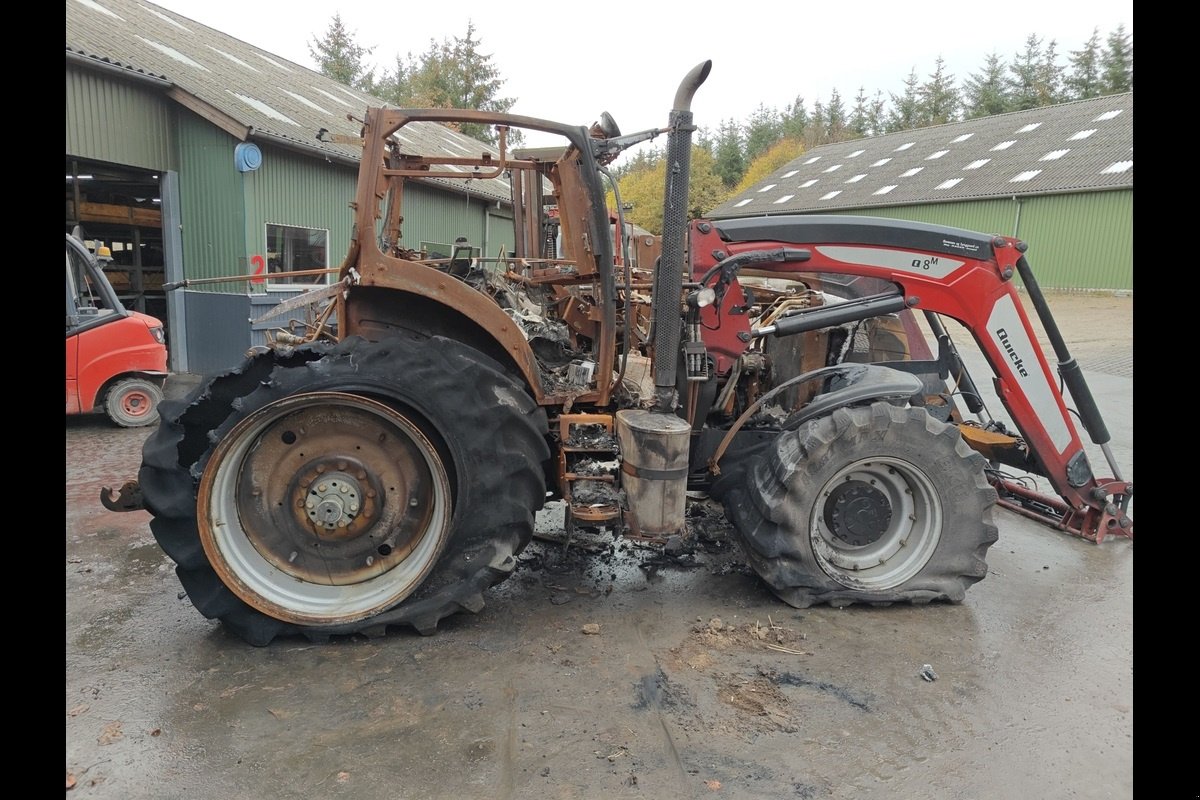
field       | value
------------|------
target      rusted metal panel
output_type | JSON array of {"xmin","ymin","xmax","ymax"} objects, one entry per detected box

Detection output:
[{"xmin": 340, "ymin": 106, "xmax": 621, "ymax": 404}]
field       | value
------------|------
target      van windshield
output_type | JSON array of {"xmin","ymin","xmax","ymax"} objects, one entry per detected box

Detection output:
[{"xmin": 66, "ymin": 239, "xmax": 121, "ymax": 324}]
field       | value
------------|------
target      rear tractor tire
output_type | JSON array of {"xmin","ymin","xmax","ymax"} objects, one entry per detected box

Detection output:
[
  {"xmin": 137, "ymin": 335, "xmax": 549, "ymax": 645},
  {"xmin": 712, "ymin": 402, "xmax": 998, "ymax": 608}
]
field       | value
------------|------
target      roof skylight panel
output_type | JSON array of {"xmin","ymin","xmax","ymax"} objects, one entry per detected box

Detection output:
[{"xmin": 136, "ymin": 36, "xmax": 209, "ymax": 70}]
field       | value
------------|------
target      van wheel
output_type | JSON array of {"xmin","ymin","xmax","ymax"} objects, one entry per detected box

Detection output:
[{"xmin": 105, "ymin": 377, "xmax": 163, "ymax": 428}]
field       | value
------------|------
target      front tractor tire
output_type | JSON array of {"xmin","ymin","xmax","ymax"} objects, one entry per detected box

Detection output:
[
  {"xmin": 138, "ymin": 335, "xmax": 549, "ymax": 645},
  {"xmin": 712, "ymin": 402, "xmax": 998, "ymax": 608}
]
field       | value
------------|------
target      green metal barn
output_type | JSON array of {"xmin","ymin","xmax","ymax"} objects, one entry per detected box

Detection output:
[
  {"xmin": 67, "ymin": 0, "xmax": 518, "ymax": 374},
  {"xmin": 708, "ymin": 95, "xmax": 1133, "ymax": 293}
]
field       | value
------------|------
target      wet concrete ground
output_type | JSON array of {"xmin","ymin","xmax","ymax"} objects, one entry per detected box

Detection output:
[{"xmin": 66, "ymin": 292, "xmax": 1133, "ymax": 799}]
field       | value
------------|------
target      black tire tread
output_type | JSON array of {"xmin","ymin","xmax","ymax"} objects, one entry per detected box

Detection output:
[
  {"xmin": 138, "ymin": 335, "xmax": 549, "ymax": 645},
  {"xmin": 711, "ymin": 402, "xmax": 998, "ymax": 609}
]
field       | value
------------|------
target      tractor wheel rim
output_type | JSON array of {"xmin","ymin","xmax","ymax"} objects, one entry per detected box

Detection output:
[
  {"xmin": 809, "ymin": 456, "xmax": 941, "ymax": 590},
  {"xmin": 197, "ymin": 392, "xmax": 452, "ymax": 626}
]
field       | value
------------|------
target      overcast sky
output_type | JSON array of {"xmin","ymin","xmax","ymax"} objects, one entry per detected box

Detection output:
[{"xmin": 147, "ymin": 0, "xmax": 1133, "ymax": 150}]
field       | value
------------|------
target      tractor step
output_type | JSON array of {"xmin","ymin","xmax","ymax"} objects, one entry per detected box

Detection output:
[{"xmin": 554, "ymin": 413, "xmax": 623, "ymax": 535}]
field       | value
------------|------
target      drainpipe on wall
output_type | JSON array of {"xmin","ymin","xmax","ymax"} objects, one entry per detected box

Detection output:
[{"xmin": 1011, "ymin": 195, "xmax": 1023, "ymax": 239}]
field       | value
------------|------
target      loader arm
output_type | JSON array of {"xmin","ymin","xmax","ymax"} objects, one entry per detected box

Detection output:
[{"xmin": 690, "ymin": 214, "xmax": 1132, "ymax": 543}]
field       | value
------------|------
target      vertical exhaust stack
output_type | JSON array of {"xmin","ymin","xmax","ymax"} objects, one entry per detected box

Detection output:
[
  {"xmin": 652, "ymin": 60, "xmax": 712, "ymax": 412},
  {"xmin": 620, "ymin": 60, "xmax": 712, "ymax": 540}
]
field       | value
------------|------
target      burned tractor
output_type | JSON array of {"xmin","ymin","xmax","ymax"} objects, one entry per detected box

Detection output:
[{"xmin": 112, "ymin": 61, "xmax": 1132, "ymax": 645}]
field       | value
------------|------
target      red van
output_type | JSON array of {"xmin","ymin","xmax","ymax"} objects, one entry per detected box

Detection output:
[{"xmin": 66, "ymin": 233, "xmax": 168, "ymax": 427}]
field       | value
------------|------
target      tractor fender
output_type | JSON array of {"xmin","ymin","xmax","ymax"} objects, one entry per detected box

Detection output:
[
  {"xmin": 708, "ymin": 364, "xmax": 925, "ymax": 477},
  {"xmin": 341, "ymin": 281, "xmax": 546, "ymax": 402},
  {"xmin": 781, "ymin": 364, "xmax": 925, "ymax": 431}
]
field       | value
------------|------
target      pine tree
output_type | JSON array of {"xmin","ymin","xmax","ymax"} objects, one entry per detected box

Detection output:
[
  {"xmin": 308, "ymin": 14, "xmax": 377, "ymax": 92},
  {"xmin": 1037, "ymin": 39, "xmax": 1064, "ymax": 106},
  {"xmin": 918, "ymin": 56, "xmax": 960, "ymax": 126},
  {"xmin": 1066, "ymin": 28, "xmax": 1103, "ymax": 99},
  {"xmin": 825, "ymin": 88, "xmax": 848, "ymax": 143},
  {"xmin": 848, "ymin": 87, "xmax": 872, "ymax": 138},
  {"xmin": 866, "ymin": 91, "xmax": 886, "ymax": 137},
  {"xmin": 743, "ymin": 104, "xmax": 783, "ymax": 162},
  {"xmin": 886, "ymin": 69, "xmax": 921, "ymax": 132},
  {"xmin": 781, "ymin": 96, "xmax": 809, "ymax": 142},
  {"xmin": 963, "ymin": 52, "xmax": 1011, "ymax": 118},
  {"xmin": 1008, "ymin": 34, "xmax": 1044, "ymax": 110},
  {"xmin": 713, "ymin": 119, "xmax": 746, "ymax": 189},
  {"xmin": 1101, "ymin": 23, "xmax": 1133, "ymax": 93},
  {"xmin": 382, "ymin": 21, "xmax": 517, "ymax": 145},
  {"xmin": 807, "ymin": 99, "xmax": 826, "ymax": 147}
]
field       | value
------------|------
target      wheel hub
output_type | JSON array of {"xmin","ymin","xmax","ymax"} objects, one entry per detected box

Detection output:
[
  {"xmin": 301, "ymin": 470, "xmax": 365, "ymax": 532},
  {"xmin": 809, "ymin": 456, "xmax": 943, "ymax": 591},
  {"xmin": 121, "ymin": 391, "xmax": 152, "ymax": 415},
  {"xmin": 823, "ymin": 480, "xmax": 892, "ymax": 547}
]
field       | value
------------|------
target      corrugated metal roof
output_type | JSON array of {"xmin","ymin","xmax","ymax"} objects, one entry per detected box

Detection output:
[
  {"xmin": 66, "ymin": 0, "xmax": 512, "ymax": 202},
  {"xmin": 709, "ymin": 93, "xmax": 1133, "ymax": 218},
  {"xmin": 66, "ymin": 44, "xmax": 171, "ymax": 83}
]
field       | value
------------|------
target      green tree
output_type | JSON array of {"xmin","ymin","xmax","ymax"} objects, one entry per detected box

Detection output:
[
  {"xmin": 712, "ymin": 119, "xmax": 746, "ymax": 189},
  {"xmin": 963, "ymin": 52, "xmax": 1011, "ymax": 118},
  {"xmin": 825, "ymin": 88, "xmax": 848, "ymax": 143},
  {"xmin": 1066, "ymin": 28, "xmax": 1103, "ymax": 99},
  {"xmin": 807, "ymin": 99, "xmax": 826, "ymax": 147},
  {"xmin": 1037, "ymin": 39, "xmax": 1064, "ymax": 106},
  {"xmin": 1008, "ymin": 34, "xmax": 1044, "ymax": 110},
  {"xmin": 382, "ymin": 21, "xmax": 518, "ymax": 145},
  {"xmin": 744, "ymin": 104, "xmax": 783, "ymax": 162},
  {"xmin": 886, "ymin": 69, "xmax": 921, "ymax": 132},
  {"xmin": 918, "ymin": 56, "xmax": 960, "ymax": 125},
  {"xmin": 1101, "ymin": 23, "xmax": 1133, "ymax": 93},
  {"xmin": 309, "ymin": 14, "xmax": 377, "ymax": 92},
  {"xmin": 781, "ymin": 96, "xmax": 809, "ymax": 141},
  {"xmin": 848, "ymin": 87, "xmax": 884, "ymax": 138},
  {"xmin": 688, "ymin": 148, "xmax": 732, "ymax": 220},
  {"xmin": 612, "ymin": 147, "xmax": 660, "ymax": 180}
]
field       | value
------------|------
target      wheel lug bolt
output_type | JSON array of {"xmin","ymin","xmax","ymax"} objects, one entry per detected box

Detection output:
[
  {"xmin": 357, "ymin": 471, "xmax": 367, "ymax": 480},
  {"xmin": 340, "ymin": 485, "xmax": 349, "ymax": 493},
  {"xmin": 316, "ymin": 465, "xmax": 326, "ymax": 473},
  {"xmin": 349, "ymin": 504, "xmax": 358, "ymax": 512},
  {"xmin": 306, "ymin": 501, "xmax": 315, "ymax": 509},
  {"xmin": 409, "ymin": 498, "xmax": 419, "ymax": 507},
  {"xmin": 337, "ymin": 461, "xmax": 347, "ymax": 470},
  {"xmin": 318, "ymin": 484, "xmax": 327, "ymax": 492}
]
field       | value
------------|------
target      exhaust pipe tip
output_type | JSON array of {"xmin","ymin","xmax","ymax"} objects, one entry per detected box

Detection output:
[{"xmin": 673, "ymin": 60, "xmax": 713, "ymax": 113}]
